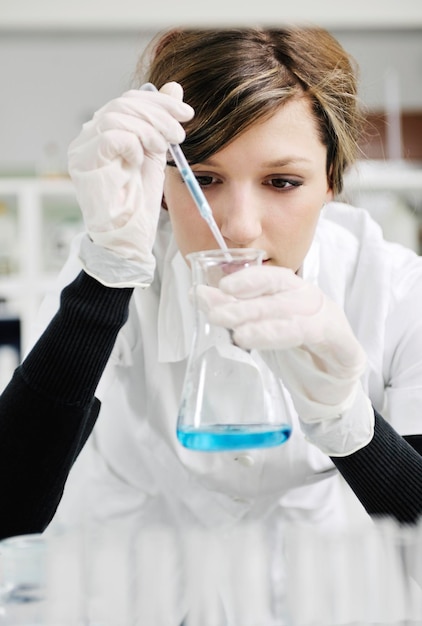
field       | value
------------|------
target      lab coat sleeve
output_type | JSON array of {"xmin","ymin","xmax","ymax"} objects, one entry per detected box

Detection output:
[
  {"xmin": 0, "ymin": 271, "xmax": 133, "ymax": 539},
  {"xmin": 334, "ymin": 251, "xmax": 422, "ymax": 524},
  {"xmin": 383, "ymin": 254, "xmax": 422, "ymax": 436}
]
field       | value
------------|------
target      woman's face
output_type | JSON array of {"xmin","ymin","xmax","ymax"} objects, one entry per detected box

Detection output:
[{"xmin": 163, "ymin": 96, "xmax": 333, "ymax": 272}]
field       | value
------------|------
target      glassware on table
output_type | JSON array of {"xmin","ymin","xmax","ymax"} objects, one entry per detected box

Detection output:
[
  {"xmin": 0, "ymin": 534, "xmax": 46, "ymax": 625},
  {"xmin": 176, "ymin": 248, "xmax": 292, "ymax": 452}
]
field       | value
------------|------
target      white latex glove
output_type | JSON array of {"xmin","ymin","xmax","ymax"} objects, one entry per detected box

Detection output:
[
  {"xmin": 68, "ymin": 82, "xmax": 194, "ymax": 287},
  {"xmin": 196, "ymin": 265, "xmax": 374, "ymax": 456}
]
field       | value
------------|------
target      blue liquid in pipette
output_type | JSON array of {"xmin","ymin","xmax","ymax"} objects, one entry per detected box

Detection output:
[
  {"xmin": 177, "ymin": 424, "xmax": 291, "ymax": 452},
  {"xmin": 180, "ymin": 165, "xmax": 229, "ymax": 252}
]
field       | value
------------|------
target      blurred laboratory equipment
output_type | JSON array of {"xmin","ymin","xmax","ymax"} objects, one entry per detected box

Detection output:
[
  {"xmin": 339, "ymin": 63, "xmax": 422, "ymax": 256},
  {"xmin": 355, "ymin": 188, "xmax": 419, "ymax": 252},
  {"xmin": 176, "ymin": 248, "xmax": 292, "ymax": 452},
  {"xmin": 0, "ymin": 178, "xmax": 84, "ymax": 353},
  {"xmin": 384, "ymin": 67, "xmax": 403, "ymax": 162},
  {"xmin": 0, "ymin": 517, "xmax": 421, "ymax": 625},
  {"xmin": 284, "ymin": 518, "xmax": 422, "ymax": 626},
  {"xmin": 343, "ymin": 160, "xmax": 422, "ymax": 253},
  {"xmin": 36, "ymin": 142, "xmax": 67, "ymax": 180},
  {"xmin": 0, "ymin": 201, "xmax": 18, "ymax": 277},
  {"xmin": 0, "ymin": 534, "xmax": 47, "ymax": 625}
]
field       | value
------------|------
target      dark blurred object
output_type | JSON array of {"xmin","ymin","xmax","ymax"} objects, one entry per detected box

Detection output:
[
  {"xmin": 0, "ymin": 303, "xmax": 20, "ymax": 357},
  {"xmin": 0, "ymin": 302, "xmax": 20, "ymax": 392},
  {"xmin": 362, "ymin": 111, "xmax": 422, "ymax": 161}
]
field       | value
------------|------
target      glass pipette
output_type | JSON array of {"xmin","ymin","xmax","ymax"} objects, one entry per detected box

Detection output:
[{"xmin": 140, "ymin": 83, "xmax": 230, "ymax": 254}]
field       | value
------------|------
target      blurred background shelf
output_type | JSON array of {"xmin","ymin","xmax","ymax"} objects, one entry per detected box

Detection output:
[
  {"xmin": 0, "ymin": 177, "xmax": 82, "ymax": 359},
  {"xmin": 341, "ymin": 160, "xmax": 422, "ymax": 254},
  {"xmin": 344, "ymin": 161, "xmax": 422, "ymax": 194}
]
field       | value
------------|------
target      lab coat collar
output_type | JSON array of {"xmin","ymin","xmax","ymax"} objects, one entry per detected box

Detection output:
[{"xmin": 297, "ymin": 237, "xmax": 320, "ymax": 285}]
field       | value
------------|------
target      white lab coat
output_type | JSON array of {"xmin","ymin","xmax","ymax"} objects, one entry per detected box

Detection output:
[{"xmin": 32, "ymin": 201, "xmax": 422, "ymax": 533}]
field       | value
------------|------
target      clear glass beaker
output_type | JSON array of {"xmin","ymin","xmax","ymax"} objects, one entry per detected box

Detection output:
[{"xmin": 176, "ymin": 248, "xmax": 292, "ymax": 452}]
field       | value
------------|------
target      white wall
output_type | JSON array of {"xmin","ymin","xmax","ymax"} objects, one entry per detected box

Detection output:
[
  {"xmin": 1, "ymin": 0, "xmax": 421, "ymax": 29},
  {"xmin": 0, "ymin": 30, "xmax": 156, "ymax": 174},
  {"xmin": 335, "ymin": 29, "xmax": 422, "ymax": 110},
  {"xmin": 0, "ymin": 27, "xmax": 421, "ymax": 174}
]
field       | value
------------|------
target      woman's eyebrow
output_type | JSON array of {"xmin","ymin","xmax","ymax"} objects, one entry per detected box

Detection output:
[
  {"xmin": 197, "ymin": 156, "xmax": 314, "ymax": 168},
  {"xmin": 261, "ymin": 157, "xmax": 314, "ymax": 168}
]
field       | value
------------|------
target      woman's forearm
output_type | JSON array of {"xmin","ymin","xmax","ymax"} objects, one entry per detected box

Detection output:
[
  {"xmin": 331, "ymin": 411, "xmax": 422, "ymax": 524},
  {"xmin": 0, "ymin": 271, "xmax": 133, "ymax": 538}
]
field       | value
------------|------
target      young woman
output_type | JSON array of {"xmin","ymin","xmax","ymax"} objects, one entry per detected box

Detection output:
[{"xmin": 6, "ymin": 26, "xmax": 421, "ymax": 541}]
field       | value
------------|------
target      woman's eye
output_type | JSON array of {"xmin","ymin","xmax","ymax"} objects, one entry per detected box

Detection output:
[
  {"xmin": 266, "ymin": 177, "xmax": 301, "ymax": 190},
  {"xmin": 194, "ymin": 174, "xmax": 216, "ymax": 187}
]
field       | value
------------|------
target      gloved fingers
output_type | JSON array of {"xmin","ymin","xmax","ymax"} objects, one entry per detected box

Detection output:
[
  {"xmin": 223, "ymin": 297, "xmax": 366, "ymax": 370},
  {"xmin": 95, "ymin": 108, "xmax": 188, "ymax": 147},
  {"xmin": 69, "ymin": 129, "xmax": 146, "ymax": 171},
  {"xmin": 69, "ymin": 112, "xmax": 182, "ymax": 172},
  {"xmin": 194, "ymin": 284, "xmax": 237, "ymax": 313},
  {"xmin": 207, "ymin": 288, "xmax": 323, "ymax": 328},
  {"xmin": 73, "ymin": 108, "xmax": 185, "ymax": 156},
  {"xmin": 205, "ymin": 268, "xmax": 366, "ymax": 372},
  {"xmin": 97, "ymin": 89, "xmax": 194, "ymax": 124},
  {"xmin": 95, "ymin": 115, "xmax": 173, "ymax": 156},
  {"xmin": 315, "ymin": 299, "xmax": 368, "ymax": 370},
  {"xmin": 70, "ymin": 88, "xmax": 194, "ymax": 173},
  {"xmin": 158, "ymin": 81, "xmax": 184, "ymax": 99},
  {"xmin": 231, "ymin": 318, "xmax": 305, "ymax": 350},
  {"xmin": 218, "ymin": 265, "xmax": 302, "ymax": 298}
]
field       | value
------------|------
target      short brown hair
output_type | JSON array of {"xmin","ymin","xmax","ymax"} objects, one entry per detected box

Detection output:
[{"xmin": 135, "ymin": 27, "xmax": 365, "ymax": 195}]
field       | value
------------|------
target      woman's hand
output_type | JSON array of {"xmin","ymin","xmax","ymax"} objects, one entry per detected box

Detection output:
[
  {"xmin": 196, "ymin": 265, "xmax": 374, "ymax": 455},
  {"xmin": 68, "ymin": 82, "xmax": 194, "ymax": 287}
]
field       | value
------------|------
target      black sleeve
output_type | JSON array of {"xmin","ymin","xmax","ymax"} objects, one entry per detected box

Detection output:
[
  {"xmin": 331, "ymin": 410, "xmax": 422, "ymax": 524},
  {"xmin": 0, "ymin": 271, "xmax": 133, "ymax": 539}
]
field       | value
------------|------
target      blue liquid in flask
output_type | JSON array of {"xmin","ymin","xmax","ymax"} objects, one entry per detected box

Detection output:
[{"xmin": 177, "ymin": 423, "xmax": 291, "ymax": 452}]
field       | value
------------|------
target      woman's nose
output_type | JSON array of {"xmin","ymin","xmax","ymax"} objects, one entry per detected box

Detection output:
[{"xmin": 219, "ymin": 191, "xmax": 262, "ymax": 246}]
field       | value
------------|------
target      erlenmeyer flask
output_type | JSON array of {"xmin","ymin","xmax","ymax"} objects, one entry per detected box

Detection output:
[{"xmin": 176, "ymin": 248, "xmax": 292, "ymax": 452}]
